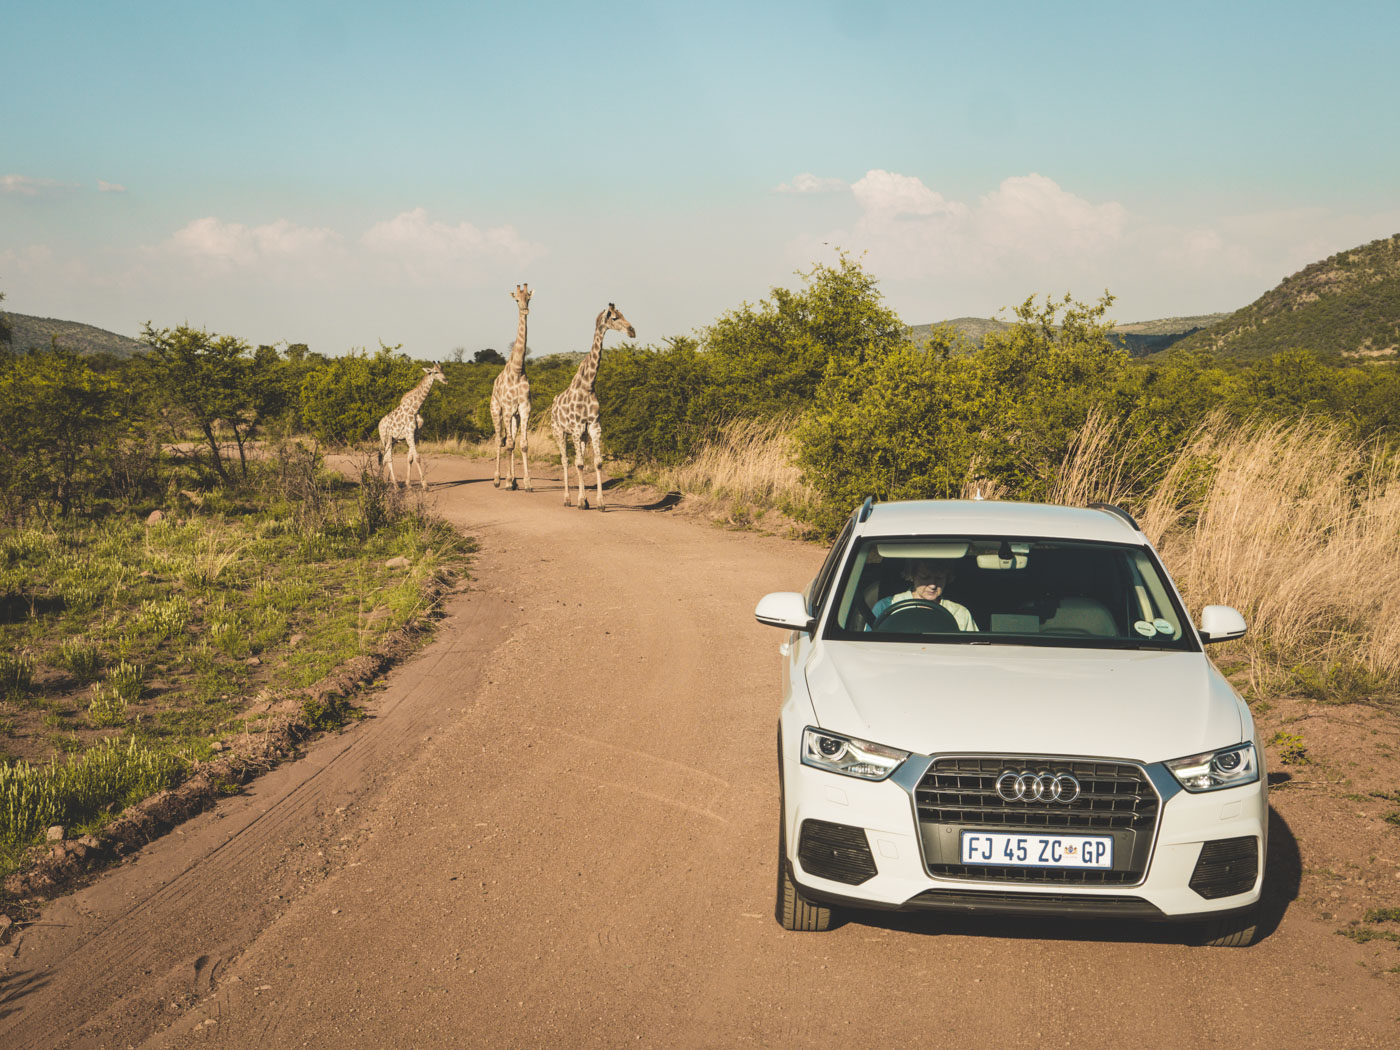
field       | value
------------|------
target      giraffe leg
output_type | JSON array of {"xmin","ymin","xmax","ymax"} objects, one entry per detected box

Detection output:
[
  {"xmin": 554, "ymin": 423, "xmax": 571, "ymax": 505},
  {"xmin": 384, "ymin": 437, "xmax": 399, "ymax": 487},
  {"xmin": 588, "ymin": 421, "xmax": 605, "ymax": 511},
  {"xmin": 517, "ymin": 402, "xmax": 532, "ymax": 491},
  {"xmin": 409, "ymin": 436, "xmax": 427, "ymax": 490},
  {"xmin": 575, "ymin": 429, "xmax": 588, "ymax": 510},
  {"xmin": 493, "ymin": 417, "xmax": 503, "ymax": 488},
  {"xmin": 506, "ymin": 414, "xmax": 519, "ymax": 491}
]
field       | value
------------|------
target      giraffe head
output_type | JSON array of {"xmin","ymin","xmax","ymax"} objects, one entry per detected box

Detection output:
[
  {"xmin": 511, "ymin": 284, "xmax": 532, "ymax": 313},
  {"xmin": 423, "ymin": 363, "xmax": 447, "ymax": 386},
  {"xmin": 598, "ymin": 303, "xmax": 636, "ymax": 339}
]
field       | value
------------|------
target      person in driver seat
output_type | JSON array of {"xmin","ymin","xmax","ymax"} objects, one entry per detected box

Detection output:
[{"xmin": 869, "ymin": 559, "xmax": 978, "ymax": 631}]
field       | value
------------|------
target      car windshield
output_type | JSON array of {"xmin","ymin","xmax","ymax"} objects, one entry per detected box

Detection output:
[{"xmin": 823, "ymin": 536, "xmax": 1197, "ymax": 651}]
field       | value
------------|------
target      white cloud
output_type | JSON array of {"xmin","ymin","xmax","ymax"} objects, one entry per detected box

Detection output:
[
  {"xmin": 851, "ymin": 169, "xmax": 967, "ymax": 219},
  {"xmin": 97, "ymin": 180, "xmax": 128, "ymax": 193},
  {"xmin": 165, "ymin": 217, "xmax": 339, "ymax": 266},
  {"xmin": 361, "ymin": 207, "xmax": 544, "ymax": 280},
  {"xmin": 1, "ymin": 174, "xmax": 73, "ymax": 196},
  {"xmin": 975, "ymin": 173, "xmax": 1126, "ymax": 255},
  {"xmin": 797, "ymin": 170, "xmax": 1129, "ymax": 283},
  {"xmin": 775, "ymin": 173, "xmax": 848, "ymax": 194}
]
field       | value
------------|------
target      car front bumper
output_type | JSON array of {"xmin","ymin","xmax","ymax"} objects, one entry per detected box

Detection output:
[{"xmin": 781, "ymin": 743, "xmax": 1267, "ymax": 922}]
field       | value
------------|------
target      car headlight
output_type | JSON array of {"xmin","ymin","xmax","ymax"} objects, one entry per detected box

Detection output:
[
  {"xmin": 801, "ymin": 727, "xmax": 909, "ymax": 781},
  {"xmin": 1165, "ymin": 743, "xmax": 1259, "ymax": 792}
]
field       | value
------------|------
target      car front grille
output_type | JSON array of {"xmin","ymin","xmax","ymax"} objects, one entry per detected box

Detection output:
[{"xmin": 915, "ymin": 756, "xmax": 1160, "ymax": 886}]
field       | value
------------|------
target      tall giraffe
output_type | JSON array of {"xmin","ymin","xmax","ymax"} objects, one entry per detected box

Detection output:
[
  {"xmin": 378, "ymin": 363, "xmax": 447, "ymax": 489},
  {"xmin": 490, "ymin": 284, "xmax": 533, "ymax": 490},
  {"xmin": 550, "ymin": 303, "xmax": 636, "ymax": 510}
]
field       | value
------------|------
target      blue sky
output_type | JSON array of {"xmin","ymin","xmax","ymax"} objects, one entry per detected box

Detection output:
[{"xmin": 4, "ymin": 0, "xmax": 1398, "ymax": 357}]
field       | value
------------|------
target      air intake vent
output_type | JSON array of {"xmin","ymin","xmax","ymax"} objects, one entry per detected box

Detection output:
[
  {"xmin": 797, "ymin": 820, "xmax": 878, "ymax": 885},
  {"xmin": 1189, "ymin": 836, "xmax": 1258, "ymax": 899}
]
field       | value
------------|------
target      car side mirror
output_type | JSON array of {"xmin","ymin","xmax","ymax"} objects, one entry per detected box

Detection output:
[
  {"xmin": 1199, "ymin": 605, "xmax": 1247, "ymax": 644},
  {"xmin": 755, "ymin": 591, "xmax": 815, "ymax": 633}
]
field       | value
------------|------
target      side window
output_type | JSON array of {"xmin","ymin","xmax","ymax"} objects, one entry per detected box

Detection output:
[{"xmin": 808, "ymin": 516, "xmax": 856, "ymax": 617}]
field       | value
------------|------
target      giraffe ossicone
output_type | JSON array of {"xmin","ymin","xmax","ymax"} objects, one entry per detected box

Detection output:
[
  {"xmin": 550, "ymin": 302, "xmax": 636, "ymax": 511},
  {"xmin": 490, "ymin": 283, "xmax": 534, "ymax": 491},
  {"xmin": 378, "ymin": 363, "xmax": 447, "ymax": 490}
]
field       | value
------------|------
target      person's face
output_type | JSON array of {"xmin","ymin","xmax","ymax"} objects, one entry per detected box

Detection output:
[{"xmin": 908, "ymin": 562, "xmax": 952, "ymax": 601}]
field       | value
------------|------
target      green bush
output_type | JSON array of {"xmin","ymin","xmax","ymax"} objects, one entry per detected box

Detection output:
[
  {"xmin": 0, "ymin": 736, "xmax": 182, "ymax": 850},
  {"xmin": 298, "ymin": 345, "xmax": 425, "ymax": 446}
]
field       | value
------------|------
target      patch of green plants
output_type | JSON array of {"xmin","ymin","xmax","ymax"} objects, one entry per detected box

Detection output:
[
  {"xmin": 58, "ymin": 637, "xmax": 103, "ymax": 682},
  {"xmin": 0, "ymin": 736, "xmax": 183, "ymax": 857},
  {"xmin": 87, "ymin": 684, "xmax": 129, "ymax": 728},
  {"xmin": 0, "ymin": 651, "xmax": 34, "ymax": 701},
  {"xmin": 1364, "ymin": 907, "xmax": 1400, "ymax": 924},
  {"xmin": 0, "ymin": 449, "xmax": 469, "ymax": 880},
  {"xmin": 299, "ymin": 695, "xmax": 364, "ymax": 732},
  {"xmin": 1336, "ymin": 926, "xmax": 1400, "ymax": 944},
  {"xmin": 1290, "ymin": 660, "xmax": 1389, "ymax": 705},
  {"xmin": 1270, "ymin": 730, "xmax": 1311, "ymax": 766}
]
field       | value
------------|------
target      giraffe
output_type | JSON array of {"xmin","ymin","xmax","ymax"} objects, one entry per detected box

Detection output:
[
  {"xmin": 490, "ymin": 283, "xmax": 533, "ymax": 491},
  {"xmin": 550, "ymin": 303, "xmax": 636, "ymax": 510},
  {"xmin": 377, "ymin": 364, "xmax": 447, "ymax": 490}
]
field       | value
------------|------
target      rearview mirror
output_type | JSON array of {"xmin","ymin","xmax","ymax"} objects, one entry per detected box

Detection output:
[
  {"xmin": 1199, "ymin": 605, "xmax": 1247, "ymax": 644},
  {"xmin": 755, "ymin": 591, "xmax": 815, "ymax": 633}
]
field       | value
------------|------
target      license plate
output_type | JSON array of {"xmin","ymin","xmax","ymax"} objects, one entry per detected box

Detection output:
[{"xmin": 960, "ymin": 831, "xmax": 1114, "ymax": 869}]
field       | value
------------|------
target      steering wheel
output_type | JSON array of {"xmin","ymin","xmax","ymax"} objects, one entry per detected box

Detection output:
[{"xmin": 872, "ymin": 599, "xmax": 960, "ymax": 633}]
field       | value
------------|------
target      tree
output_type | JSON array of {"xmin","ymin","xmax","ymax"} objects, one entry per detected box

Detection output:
[
  {"xmin": 298, "ymin": 345, "xmax": 423, "ymax": 446},
  {"xmin": 0, "ymin": 289, "xmax": 12, "ymax": 348},
  {"xmin": 138, "ymin": 324, "xmax": 255, "ymax": 479},
  {"xmin": 473, "ymin": 348, "xmax": 506, "ymax": 365},
  {"xmin": 973, "ymin": 293, "xmax": 1130, "ymax": 499},
  {"xmin": 702, "ymin": 253, "xmax": 908, "ymax": 418},
  {"xmin": 0, "ymin": 347, "xmax": 127, "ymax": 517},
  {"xmin": 797, "ymin": 328, "xmax": 989, "ymax": 532}
]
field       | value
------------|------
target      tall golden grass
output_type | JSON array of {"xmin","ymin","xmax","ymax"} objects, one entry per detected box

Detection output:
[
  {"xmin": 1056, "ymin": 412, "xmax": 1400, "ymax": 699},
  {"xmin": 646, "ymin": 418, "xmax": 820, "ymax": 529}
]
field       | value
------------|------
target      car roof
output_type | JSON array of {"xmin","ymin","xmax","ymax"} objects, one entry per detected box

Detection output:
[{"xmin": 855, "ymin": 499, "xmax": 1144, "ymax": 545}]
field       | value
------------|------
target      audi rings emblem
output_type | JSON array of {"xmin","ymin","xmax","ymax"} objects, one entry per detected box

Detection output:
[{"xmin": 995, "ymin": 770, "xmax": 1082, "ymax": 804}]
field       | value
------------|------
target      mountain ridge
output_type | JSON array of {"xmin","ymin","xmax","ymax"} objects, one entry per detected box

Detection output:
[
  {"xmin": 1171, "ymin": 232, "xmax": 1400, "ymax": 360},
  {"xmin": 2, "ymin": 312, "xmax": 145, "ymax": 358}
]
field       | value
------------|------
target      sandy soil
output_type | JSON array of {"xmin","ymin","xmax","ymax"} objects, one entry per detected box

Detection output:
[{"xmin": 2, "ymin": 454, "xmax": 1398, "ymax": 1049}]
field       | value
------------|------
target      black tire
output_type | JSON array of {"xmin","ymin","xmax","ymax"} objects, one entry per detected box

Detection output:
[
  {"xmin": 1198, "ymin": 906, "xmax": 1259, "ymax": 947},
  {"xmin": 775, "ymin": 818, "xmax": 834, "ymax": 931}
]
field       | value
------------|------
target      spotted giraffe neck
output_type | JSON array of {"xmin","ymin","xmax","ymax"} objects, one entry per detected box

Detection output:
[
  {"xmin": 399, "ymin": 373, "xmax": 437, "ymax": 412},
  {"xmin": 506, "ymin": 301, "xmax": 529, "ymax": 375},
  {"xmin": 571, "ymin": 317, "xmax": 608, "ymax": 392}
]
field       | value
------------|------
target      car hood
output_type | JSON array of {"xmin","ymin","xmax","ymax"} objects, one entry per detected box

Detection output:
[{"xmin": 804, "ymin": 641, "xmax": 1243, "ymax": 762}]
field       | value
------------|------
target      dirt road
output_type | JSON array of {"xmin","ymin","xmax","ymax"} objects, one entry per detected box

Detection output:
[{"xmin": 3, "ymin": 456, "xmax": 1398, "ymax": 1048}]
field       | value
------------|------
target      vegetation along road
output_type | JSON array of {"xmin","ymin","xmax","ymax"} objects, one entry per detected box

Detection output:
[{"xmin": 2, "ymin": 454, "xmax": 1399, "ymax": 1049}]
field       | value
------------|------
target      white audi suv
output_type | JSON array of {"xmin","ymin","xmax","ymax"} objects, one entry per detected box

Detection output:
[{"xmin": 755, "ymin": 498, "xmax": 1266, "ymax": 946}]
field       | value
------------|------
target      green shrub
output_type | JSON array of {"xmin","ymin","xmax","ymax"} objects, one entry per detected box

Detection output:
[
  {"xmin": 0, "ymin": 736, "xmax": 182, "ymax": 849},
  {"xmin": 87, "ymin": 684, "xmax": 129, "ymax": 728},
  {"xmin": 58, "ymin": 638, "xmax": 103, "ymax": 682},
  {"xmin": 106, "ymin": 659, "xmax": 144, "ymax": 702},
  {"xmin": 0, "ymin": 651, "xmax": 34, "ymax": 701},
  {"xmin": 1270, "ymin": 730, "xmax": 1310, "ymax": 766},
  {"xmin": 137, "ymin": 596, "xmax": 190, "ymax": 640}
]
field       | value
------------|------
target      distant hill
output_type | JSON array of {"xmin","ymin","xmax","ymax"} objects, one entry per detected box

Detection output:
[
  {"xmin": 2, "ymin": 312, "xmax": 145, "ymax": 358},
  {"xmin": 1172, "ymin": 233, "xmax": 1400, "ymax": 360},
  {"xmin": 908, "ymin": 313, "xmax": 1227, "ymax": 357}
]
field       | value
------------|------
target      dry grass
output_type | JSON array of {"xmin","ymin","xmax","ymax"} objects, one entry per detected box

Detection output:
[
  {"xmin": 418, "ymin": 426, "xmax": 563, "ymax": 462},
  {"xmin": 646, "ymin": 418, "xmax": 820, "ymax": 530},
  {"xmin": 1055, "ymin": 412, "xmax": 1400, "ymax": 700}
]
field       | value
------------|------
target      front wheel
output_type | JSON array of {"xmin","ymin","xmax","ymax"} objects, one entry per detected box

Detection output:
[
  {"xmin": 1198, "ymin": 905, "xmax": 1259, "ymax": 947},
  {"xmin": 776, "ymin": 822, "xmax": 835, "ymax": 931}
]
